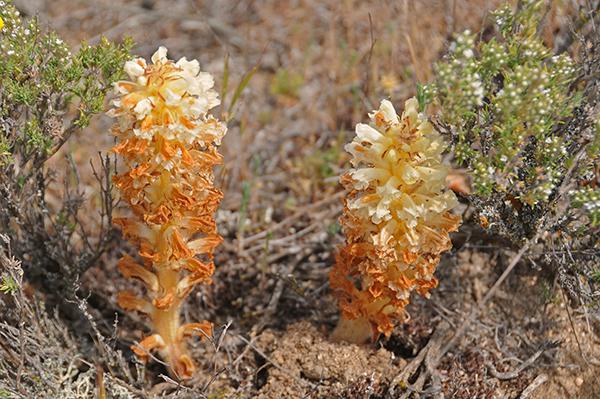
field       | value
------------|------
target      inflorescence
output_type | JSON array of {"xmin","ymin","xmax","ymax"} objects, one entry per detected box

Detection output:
[
  {"xmin": 330, "ymin": 98, "xmax": 461, "ymax": 344},
  {"xmin": 109, "ymin": 47, "xmax": 226, "ymax": 378}
]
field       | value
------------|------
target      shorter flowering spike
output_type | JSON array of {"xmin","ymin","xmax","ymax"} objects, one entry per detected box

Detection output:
[
  {"xmin": 110, "ymin": 46, "xmax": 226, "ymax": 379},
  {"xmin": 330, "ymin": 98, "xmax": 461, "ymax": 344}
]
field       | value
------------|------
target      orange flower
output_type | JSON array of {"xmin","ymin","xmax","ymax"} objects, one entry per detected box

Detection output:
[
  {"xmin": 330, "ymin": 98, "xmax": 461, "ymax": 344},
  {"xmin": 109, "ymin": 47, "xmax": 226, "ymax": 378}
]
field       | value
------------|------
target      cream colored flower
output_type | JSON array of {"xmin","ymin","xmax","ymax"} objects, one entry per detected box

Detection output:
[
  {"xmin": 110, "ymin": 47, "xmax": 223, "ymax": 145},
  {"xmin": 330, "ymin": 98, "xmax": 461, "ymax": 344}
]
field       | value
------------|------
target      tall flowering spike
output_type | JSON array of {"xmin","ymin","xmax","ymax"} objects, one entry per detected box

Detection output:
[
  {"xmin": 330, "ymin": 98, "xmax": 461, "ymax": 344},
  {"xmin": 109, "ymin": 47, "xmax": 226, "ymax": 379}
]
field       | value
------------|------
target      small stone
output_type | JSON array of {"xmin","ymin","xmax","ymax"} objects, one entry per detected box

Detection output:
[{"xmin": 575, "ymin": 377, "xmax": 584, "ymax": 387}]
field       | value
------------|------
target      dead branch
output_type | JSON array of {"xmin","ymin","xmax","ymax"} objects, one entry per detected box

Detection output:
[
  {"xmin": 486, "ymin": 346, "xmax": 549, "ymax": 380},
  {"xmin": 519, "ymin": 374, "xmax": 549, "ymax": 399},
  {"xmin": 386, "ymin": 321, "xmax": 451, "ymax": 398}
]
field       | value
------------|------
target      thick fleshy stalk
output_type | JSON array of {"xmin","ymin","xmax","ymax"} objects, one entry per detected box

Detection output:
[
  {"xmin": 109, "ymin": 47, "xmax": 226, "ymax": 378},
  {"xmin": 330, "ymin": 98, "xmax": 461, "ymax": 344}
]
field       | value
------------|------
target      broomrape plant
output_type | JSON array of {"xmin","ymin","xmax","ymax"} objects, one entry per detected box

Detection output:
[
  {"xmin": 330, "ymin": 98, "xmax": 461, "ymax": 344},
  {"xmin": 109, "ymin": 47, "xmax": 226, "ymax": 378}
]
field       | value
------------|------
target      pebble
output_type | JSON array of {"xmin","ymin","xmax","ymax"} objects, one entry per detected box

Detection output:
[{"xmin": 575, "ymin": 377, "xmax": 584, "ymax": 387}]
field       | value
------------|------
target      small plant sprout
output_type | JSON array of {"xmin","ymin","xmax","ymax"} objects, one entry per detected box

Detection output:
[
  {"xmin": 330, "ymin": 98, "xmax": 461, "ymax": 344},
  {"xmin": 109, "ymin": 47, "xmax": 226, "ymax": 378}
]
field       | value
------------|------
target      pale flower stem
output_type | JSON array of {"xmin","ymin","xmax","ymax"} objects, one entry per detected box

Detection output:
[
  {"xmin": 331, "ymin": 317, "xmax": 373, "ymax": 344},
  {"xmin": 153, "ymin": 267, "xmax": 181, "ymax": 346}
]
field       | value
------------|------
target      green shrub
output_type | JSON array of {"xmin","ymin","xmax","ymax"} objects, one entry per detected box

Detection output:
[
  {"xmin": 426, "ymin": 1, "xmax": 598, "ymax": 238},
  {"xmin": 426, "ymin": 0, "xmax": 599, "ymax": 303},
  {"xmin": 0, "ymin": 0, "xmax": 132, "ymax": 300}
]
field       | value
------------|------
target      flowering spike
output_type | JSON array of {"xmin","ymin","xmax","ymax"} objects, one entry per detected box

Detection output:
[
  {"xmin": 330, "ymin": 98, "xmax": 461, "ymax": 344},
  {"xmin": 110, "ymin": 46, "xmax": 226, "ymax": 378}
]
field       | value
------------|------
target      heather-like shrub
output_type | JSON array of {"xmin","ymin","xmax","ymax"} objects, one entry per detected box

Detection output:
[
  {"xmin": 425, "ymin": 0, "xmax": 599, "ymax": 303},
  {"xmin": 0, "ymin": 1, "xmax": 131, "ymax": 299}
]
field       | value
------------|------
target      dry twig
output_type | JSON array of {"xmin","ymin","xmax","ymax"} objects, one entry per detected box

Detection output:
[{"xmin": 519, "ymin": 373, "xmax": 549, "ymax": 399}]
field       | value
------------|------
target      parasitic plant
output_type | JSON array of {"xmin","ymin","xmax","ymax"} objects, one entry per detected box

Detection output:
[
  {"xmin": 330, "ymin": 98, "xmax": 461, "ymax": 344},
  {"xmin": 109, "ymin": 47, "xmax": 226, "ymax": 378}
]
